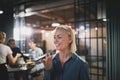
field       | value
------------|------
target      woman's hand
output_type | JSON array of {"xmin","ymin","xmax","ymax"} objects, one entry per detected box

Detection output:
[
  {"xmin": 41, "ymin": 53, "xmax": 52, "ymax": 70},
  {"xmin": 7, "ymin": 53, "xmax": 22, "ymax": 64},
  {"xmin": 16, "ymin": 53, "xmax": 22, "ymax": 58}
]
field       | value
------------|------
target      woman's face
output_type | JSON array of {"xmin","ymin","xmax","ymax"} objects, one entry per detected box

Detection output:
[
  {"xmin": 2, "ymin": 37, "xmax": 6, "ymax": 43},
  {"xmin": 0, "ymin": 32, "xmax": 6, "ymax": 43},
  {"xmin": 54, "ymin": 29, "xmax": 72, "ymax": 51},
  {"xmin": 1, "ymin": 36, "xmax": 6, "ymax": 43}
]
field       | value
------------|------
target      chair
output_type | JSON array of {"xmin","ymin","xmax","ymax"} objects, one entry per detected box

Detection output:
[{"xmin": 30, "ymin": 69, "xmax": 43, "ymax": 80}]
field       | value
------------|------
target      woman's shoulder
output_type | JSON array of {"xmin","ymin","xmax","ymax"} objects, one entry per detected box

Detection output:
[
  {"xmin": 0, "ymin": 44, "xmax": 10, "ymax": 48},
  {"xmin": 72, "ymin": 53, "xmax": 88, "ymax": 69},
  {"xmin": 73, "ymin": 53, "xmax": 88, "ymax": 64},
  {"xmin": 0, "ymin": 44, "xmax": 12, "ymax": 53}
]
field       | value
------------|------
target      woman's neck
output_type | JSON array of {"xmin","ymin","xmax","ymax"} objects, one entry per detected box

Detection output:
[
  {"xmin": 59, "ymin": 52, "xmax": 71, "ymax": 58},
  {"xmin": 59, "ymin": 48, "xmax": 71, "ymax": 57},
  {"xmin": 59, "ymin": 50, "xmax": 72, "ymax": 66}
]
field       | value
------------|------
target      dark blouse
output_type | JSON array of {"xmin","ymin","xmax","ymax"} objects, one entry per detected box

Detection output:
[
  {"xmin": 11, "ymin": 47, "xmax": 21, "ymax": 57},
  {"xmin": 43, "ymin": 53, "xmax": 89, "ymax": 80}
]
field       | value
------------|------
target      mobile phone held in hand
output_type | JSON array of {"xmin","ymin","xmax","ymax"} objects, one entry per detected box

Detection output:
[
  {"xmin": 38, "ymin": 54, "xmax": 46, "ymax": 59},
  {"xmin": 36, "ymin": 53, "xmax": 53, "ymax": 61}
]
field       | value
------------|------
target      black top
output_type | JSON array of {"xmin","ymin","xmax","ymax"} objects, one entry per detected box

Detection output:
[{"xmin": 11, "ymin": 47, "xmax": 22, "ymax": 57}]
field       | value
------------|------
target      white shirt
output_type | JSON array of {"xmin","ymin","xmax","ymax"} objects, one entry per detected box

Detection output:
[{"xmin": 0, "ymin": 44, "xmax": 12, "ymax": 64}]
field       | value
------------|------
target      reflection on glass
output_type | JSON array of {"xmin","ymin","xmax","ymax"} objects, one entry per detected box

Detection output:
[
  {"xmin": 90, "ymin": 39, "xmax": 97, "ymax": 56},
  {"xmin": 91, "ymin": 28, "xmax": 97, "ymax": 37},
  {"xmin": 103, "ymin": 27, "xmax": 106, "ymax": 37}
]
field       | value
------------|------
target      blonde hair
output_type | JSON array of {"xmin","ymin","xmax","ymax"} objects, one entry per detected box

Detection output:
[
  {"xmin": 0, "ymin": 31, "xmax": 6, "ymax": 40},
  {"xmin": 54, "ymin": 25, "xmax": 77, "ymax": 53}
]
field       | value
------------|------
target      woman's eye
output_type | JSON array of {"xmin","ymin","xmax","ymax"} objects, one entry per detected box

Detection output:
[
  {"xmin": 57, "ymin": 35, "xmax": 62, "ymax": 38},
  {"xmin": 54, "ymin": 34, "xmax": 63, "ymax": 39},
  {"xmin": 58, "ymin": 36, "xmax": 61, "ymax": 38}
]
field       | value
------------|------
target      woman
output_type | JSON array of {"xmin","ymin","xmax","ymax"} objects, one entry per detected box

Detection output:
[
  {"xmin": 0, "ymin": 31, "xmax": 21, "ymax": 80},
  {"xmin": 41, "ymin": 25, "xmax": 89, "ymax": 80}
]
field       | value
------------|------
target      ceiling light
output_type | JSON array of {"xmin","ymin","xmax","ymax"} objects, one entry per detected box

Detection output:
[
  {"xmin": 51, "ymin": 22, "xmax": 60, "ymax": 27},
  {"xmin": 103, "ymin": 18, "xmax": 107, "ymax": 21},
  {"xmin": 51, "ymin": 18, "xmax": 60, "ymax": 27},
  {"xmin": 95, "ymin": 27, "xmax": 98, "ymax": 30},
  {"xmin": 0, "ymin": 10, "xmax": 3, "ymax": 14}
]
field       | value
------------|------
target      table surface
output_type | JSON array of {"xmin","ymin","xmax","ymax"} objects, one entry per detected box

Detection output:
[{"xmin": 7, "ymin": 63, "xmax": 35, "ymax": 72}]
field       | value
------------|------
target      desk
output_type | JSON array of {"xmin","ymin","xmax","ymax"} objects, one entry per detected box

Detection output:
[{"xmin": 7, "ymin": 64, "xmax": 34, "ymax": 80}]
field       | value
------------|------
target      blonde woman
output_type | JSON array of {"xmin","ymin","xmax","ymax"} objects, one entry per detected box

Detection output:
[
  {"xmin": 0, "ymin": 31, "xmax": 21, "ymax": 80},
  {"xmin": 41, "ymin": 25, "xmax": 89, "ymax": 80}
]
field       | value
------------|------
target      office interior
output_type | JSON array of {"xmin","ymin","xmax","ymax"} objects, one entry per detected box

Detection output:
[{"xmin": 0, "ymin": 0, "xmax": 120, "ymax": 80}]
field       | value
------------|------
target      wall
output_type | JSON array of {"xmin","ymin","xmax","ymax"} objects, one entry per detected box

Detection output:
[
  {"xmin": 106, "ymin": 0, "xmax": 120, "ymax": 80},
  {"xmin": 42, "ymin": 30, "xmax": 55, "ymax": 51},
  {"xmin": 0, "ymin": 3, "xmax": 14, "ymax": 43}
]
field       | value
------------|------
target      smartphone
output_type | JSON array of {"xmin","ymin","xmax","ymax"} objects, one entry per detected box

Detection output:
[
  {"xmin": 35, "ymin": 53, "xmax": 53, "ymax": 61},
  {"xmin": 38, "ymin": 54, "xmax": 47, "ymax": 59}
]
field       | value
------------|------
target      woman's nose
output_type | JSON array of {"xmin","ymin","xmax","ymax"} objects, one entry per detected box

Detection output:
[{"xmin": 54, "ymin": 38, "xmax": 58, "ymax": 43}]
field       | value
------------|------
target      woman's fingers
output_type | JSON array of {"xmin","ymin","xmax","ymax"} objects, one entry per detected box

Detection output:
[{"xmin": 40, "ymin": 53, "xmax": 52, "ymax": 70}]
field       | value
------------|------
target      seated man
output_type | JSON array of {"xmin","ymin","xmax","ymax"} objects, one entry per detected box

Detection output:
[
  {"xmin": 7, "ymin": 39, "xmax": 23, "ymax": 57},
  {"xmin": 7, "ymin": 38, "xmax": 26, "ymax": 80},
  {"xmin": 28, "ymin": 40, "xmax": 44, "ymax": 77}
]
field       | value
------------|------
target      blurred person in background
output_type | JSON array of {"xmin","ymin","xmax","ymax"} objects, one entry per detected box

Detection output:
[
  {"xmin": 7, "ymin": 38, "xmax": 27, "ymax": 80},
  {"xmin": 28, "ymin": 39, "xmax": 44, "ymax": 77},
  {"xmin": 7, "ymin": 38, "xmax": 23, "ymax": 57},
  {"xmin": 0, "ymin": 31, "xmax": 21, "ymax": 80},
  {"xmin": 41, "ymin": 25, "xmax": 89, "ymax": 80}
]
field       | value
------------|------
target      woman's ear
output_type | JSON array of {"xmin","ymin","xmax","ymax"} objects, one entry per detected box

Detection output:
[{"xmin": 69, "ymin": 37, "xmax": 72, "ymax": 43}]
